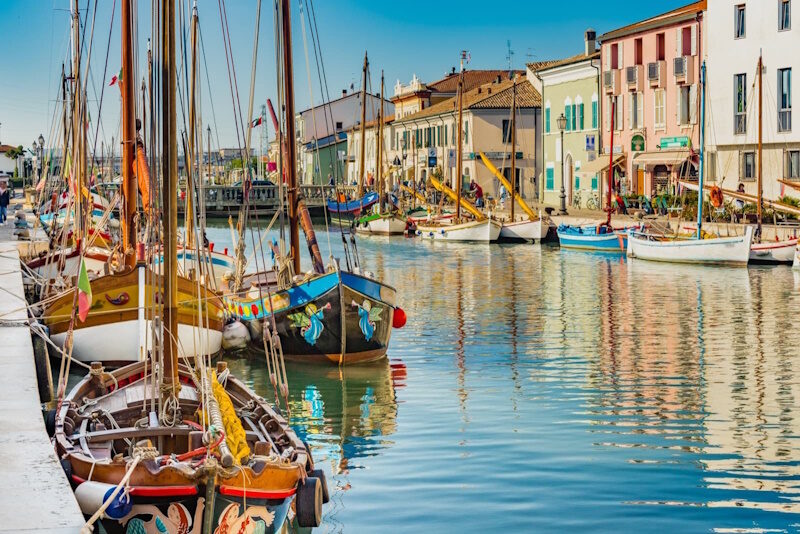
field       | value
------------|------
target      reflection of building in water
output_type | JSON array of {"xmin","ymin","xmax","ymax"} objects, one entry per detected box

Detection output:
[
  {"xmin": 287, "ymin": 358, "xmax": 403, "ymax": 475},
  {"xmin": 700, "ymin": 271, "xmax": 800, "ymax": 514}
]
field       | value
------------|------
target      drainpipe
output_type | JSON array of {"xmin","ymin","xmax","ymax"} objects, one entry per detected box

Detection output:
[
  {"xmin": 590, "ymin": 54, "xmax": 602, "ymax": 205},
  {"xmin": 533, "ymin": 69, "xmax": 544, "ymax": 202}
]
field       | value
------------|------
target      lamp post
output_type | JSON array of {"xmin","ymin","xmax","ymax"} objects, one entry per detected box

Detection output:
[{"xmin": 556, "ymin": 113, "xmax": 568, "ymax": 215}]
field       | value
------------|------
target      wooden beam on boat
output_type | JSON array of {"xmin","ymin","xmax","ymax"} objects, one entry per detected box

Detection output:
[
  {"xmin": 778, "ymin": 179, "xmax": 800, "ymax": 193},
  {"xmin": 428, "ymin": 175, "xmax": 485, "ymax": 221},
  {"xmin": 477, "ymin": 151, "xmax": 537, "ymax": 220},
  {"xmin": 400, "ymin": 184, "xmax": 426, "ymax": 203},
  {"xmin": 678, "ymin": 180, "xmax": 800, "ymax": 217}
]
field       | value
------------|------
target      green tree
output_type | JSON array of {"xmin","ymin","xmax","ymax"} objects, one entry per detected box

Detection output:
[{"xmin": 3, "ymin": 145, "xmax": 24, "ymax": 161}]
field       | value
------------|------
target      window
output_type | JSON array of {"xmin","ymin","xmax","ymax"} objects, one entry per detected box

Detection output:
[
  {"xmin": 591, "ymin": 175, "xmax": 598, "ymax": 190},
  {"xmin": 678, "ymin": 86, "xmax": 691, "ymax": 125},
  {"xmin": 579, "ymin": 102, "xmax": 585, "ymax": 130},
  {"xmin": 734, "ymin": 73, "xmax": 747, "ymax": 134},
  {"xmin": 707, "ymin": 151, "xmax": 717, "ymax": 181},
  {"xmin": 565, "ymin": 103, "xmax": 572, "ymax": 132},
  {"xmin": 735, "ymin": 4, "xmax": 746, "ymax": 38},
  {"xmin": 786, "ymin": 150, "xmax": 800, "ymax": 179},
  {"xmin": 681, "ymin": 27, "xmax": 692, "ymax": 56},
  {"xmin": 742, "ymin": 151, "xmax": 756, "ymax": 181},
  {"xmin": 591, "ymin": 96, "xmax": 598, "ymax": 129},
  {"xmin": 545, "ymin": 105, "xmax": 551, "ymax": 133},
  {"xmin": 635, "ymin": 38, "xmax": 643, "ymax": 65},
  {"xmin": 608, "ymin": 95, "xmax": 622, "ymax": 130},
  {"xmin": 546, "ymin": 165, "xmax": 555, "ymax": 190},
  {"xmin": 656, "ymin": 33, "xmax": 665, "ymax": 61},
  {"xmin": 574, "ymin": 175, "xmax": 580, "ymax": 192},
  {"xmin": 630, "ymin": 92, "xmax": 643, "ymax": 129},
  {"xmin": 611, "ymin": 43, "xmax": 619, "ymax": 70},
  {"xmin": 335, "ymin": 121, "xmax": 343, "ymax": 130},
  {"xmin": 502, "ymin": 119, "xmax": 512, "ymax": 143},
  {"xmin": 780, "ymin": 0, "xmax": 791, "ymax": 30},
  {"xmin": 778, "ymin": 68, "xmax": 792, "ymax": 132},
  {"xmin": 464, "ymin": 121, "xmax": 469, "ymax": 144},
  {"xmin": 654, "ymin": 89, "xmax": 666, "ymax": 127},
  {"xmin": 571, "ymin": 103, "xmax": 577, "ymax": 131}
]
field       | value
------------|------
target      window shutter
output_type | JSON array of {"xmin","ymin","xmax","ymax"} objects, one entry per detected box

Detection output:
[
  {"xmin": 676, "ymin": 28, "xmax": 682, "ymax": 57},
  {"xmin": 676, "ymin": 88, "xmax": 681, "ymax": 125},
  {"xmin": 580, "ymin": 103, "xmax": 585, "ymax": 130},
  {"xmin": 691, "ymin": 25, "xmax": 697, "ymax": 56},
  {"xmin": 565, "ymin": 105, "xmax": 571, "ymax": 131},
  {"xmin": 628, "ymin": 94, "xmax": 633, "ymax": 129},
  {"xmin": 545, "ymin": 108, "xmax": 550, "ymax": 133},
  {"xmin": 637, "ymin": 93, "xmax": 643, "ymax": 128},
  {"xmin": 617, "ymin": 42, "xmax": 623, "ymax": 69},
  {"xmin": 572, "ymin": 104, "xmax": 577, "ymax": 130},
  {"xmin": 592, "ymin": 101, "xmax": 598, "ymax": 129},
  {"xmin": 690, "ymin": 84, "xmax": 698, "ymax": 124}
]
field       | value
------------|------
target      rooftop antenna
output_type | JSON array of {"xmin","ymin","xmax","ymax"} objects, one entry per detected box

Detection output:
[{"xmin": 506, "ymin": 40, "xmax": 515, "ymax": 78}]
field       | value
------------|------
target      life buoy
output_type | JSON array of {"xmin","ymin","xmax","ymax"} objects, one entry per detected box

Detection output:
[{"xmin": 710, "ymin": 186, "xmax": 723, "ymax": 208}]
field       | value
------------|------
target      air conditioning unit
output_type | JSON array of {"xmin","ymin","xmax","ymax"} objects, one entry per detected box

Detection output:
[
  {"xmin": 673, "ymin": 56, "xmax": 693, "ymax": 84},
  {"xmin": 647, "ymin": 61, "xmax": 663, "ymax": 87},
  {"xmin": 626, "ymin": 66, "xmax": 637, "ymax": 84},
  {"xmin": 626, "ymin": 65, "xmax": 643, "ymax": 91},
  {"xmin": 603, "ymin": 70, "xmax": 619, "ymax": 94}
]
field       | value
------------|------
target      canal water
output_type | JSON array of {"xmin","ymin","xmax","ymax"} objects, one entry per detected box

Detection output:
[{"xmin": 114, "ymin": 221, "xmax": 800, "ymax": 532}]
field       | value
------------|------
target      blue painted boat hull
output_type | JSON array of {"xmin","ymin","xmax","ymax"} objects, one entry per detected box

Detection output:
[
  {"xmin": 326, "ymin": 191, "xmax": 379, "ymax": 214},
  {"xmin": 557, "ymin": 225, "xmax": 628, "ymax": 252}
]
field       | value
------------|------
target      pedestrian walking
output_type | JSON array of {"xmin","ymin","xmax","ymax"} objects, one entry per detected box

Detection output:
[{"xmin": 0, "ymin": 181, "xmax": 9, "ymax": 224}]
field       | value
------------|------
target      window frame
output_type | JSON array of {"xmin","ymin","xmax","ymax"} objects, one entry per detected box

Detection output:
[
  {"xmin": 545, "ymin": 164, "xmax": 555, "ymax": 191},
  {"xmin": 502, "ymin": 119, "xmax": 512, "ymax": 143},
  {"xmin": 734, "ymin": 73, "xmax": 747, "ymax": 134},
  {"xmin": 786, "ymin": 149, "xmax": 800, "ymax": 180},
  {"xmin": 679, "ymin": 85, "xmax": 691, "ymax": 126},
  {"xmin": 778, "ymin": 68, "xmax": 792, "ymax": 132},
  {"xmin": 654, "ymin": 89, "xmax": 666, "ymax": 128},
  {"xmin": 735, "ymin": 4, "xmax": 746, "ymax": 39},
  {"xmin": 779, "ymin": 0, "xmax": 791, "ymax": 31},
  {"xmin": 742, "ymin": 150, "xmax": 756, "ymax": 181}
]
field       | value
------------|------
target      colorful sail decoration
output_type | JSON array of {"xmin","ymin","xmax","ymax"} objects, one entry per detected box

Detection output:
[{"xmin": 77, "ymin": 257, "xmax": 92, "ymax": 322}]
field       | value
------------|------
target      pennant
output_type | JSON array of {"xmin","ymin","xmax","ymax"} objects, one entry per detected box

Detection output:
[
  {"xmin": 250, "ymin": 116, "xmax": 263, "ymax": 128},
  {"xmin": 77, "ymin": 257, "xmax": 93, "ymax": 322},
  {"xmin": 109, "ymin": 68, "xmax": 122, "ymax": 86}
]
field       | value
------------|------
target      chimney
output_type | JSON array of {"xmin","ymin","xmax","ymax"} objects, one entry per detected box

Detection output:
[
  {"xmin": 342, "ymin": 89, "xmax": 347, "ymax": 96},
  {"xmin": 451, "ymin": 66, "xmax": 456, "ymax": 75},
  {"xmin": 585, "ymin": 29, "xmax": 597, "ymax": 55}
]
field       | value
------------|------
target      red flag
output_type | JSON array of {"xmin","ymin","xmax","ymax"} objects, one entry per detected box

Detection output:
[
  {"xmin": 109, "ymin": 68, "xmax": 122, "ymax": 86},
  {"xmin": 250, "ymin": 116, "xmax": 263, "ymax": 128}
]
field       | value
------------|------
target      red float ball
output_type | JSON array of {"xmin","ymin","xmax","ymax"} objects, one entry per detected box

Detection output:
[{"xmin": 392, "ymin": 307, "xmax": 407, "ymax": 329}]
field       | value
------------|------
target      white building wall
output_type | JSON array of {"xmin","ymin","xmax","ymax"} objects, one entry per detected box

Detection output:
[{"xmin": 706, "ymin": 0, "xmax": 799, "ymax": 198}]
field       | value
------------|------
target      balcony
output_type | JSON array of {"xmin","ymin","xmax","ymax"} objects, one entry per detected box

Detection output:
[
  {"xmin": 603, "ymin": 70, "xmax": 620, "ymax": 95},
  {"xmin": 673, "ymin": 56, "xmax": 694, "ymax": 85},
  {"xmin": 626, "ymin": 65, "xmax": 643, "ymax": 92},
  {"xmin": 647, "ymin": 61, "xmax": 665, "ymax": 88}
]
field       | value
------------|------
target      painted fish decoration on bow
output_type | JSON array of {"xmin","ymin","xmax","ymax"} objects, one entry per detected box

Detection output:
[
  {"xmin": 352, "ymin": 299, "xmax": 382, "ymax": 342},
  {"xmin": 288, "ymin": 302, "xmax": 331, "ymax": 346}
]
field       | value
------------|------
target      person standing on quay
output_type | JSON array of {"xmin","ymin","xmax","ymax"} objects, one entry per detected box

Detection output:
[{"xmin": 0, "ymin": 181, "xmax": 9, "ymax": 224}]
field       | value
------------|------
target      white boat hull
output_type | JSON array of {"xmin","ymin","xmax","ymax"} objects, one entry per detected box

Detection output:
[
  {"xmin": 355, "ymin": 216, "xmax": 407, "ymax": 235},
  {"xmin": 627, "ymin": 226, "xmax": 754, "ymax": 266},
  {"xmin": 794, "ymin": 246, "xmax": 800, "ymax": 269},
  {"xmin": 749, "ymin": 238, "xmax": 798, "ymax": 264},
  {"xmin": 416, "ymin": 219, "xmax": 502, "ymax": 242},
  {"xmin": 51, "ymin": 320, "xmax": 222, "ymax": 364},
  {"xmin": 499, "ymin": 219, "xmax": 548, "ymax": 242},
  {"xmin": 28, "ymin": 247, "xmax": 110, "ymax": 280}
]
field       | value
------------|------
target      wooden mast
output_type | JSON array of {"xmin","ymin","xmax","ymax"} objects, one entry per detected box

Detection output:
[
  {"xmin": 280, "ymin": 0, "xmax": 301, "ymax": 275},
  {"xmin": 455, "ymin": 52, "xmax": 465, "ymax": 222},
  {"xmin": 70, "ymin": 0, "xmax": 83, "ymax": 247},
  {"xmin": 377, "ymin": 70, "xmax": 385, "ymax": 213},
  {"xmin": 185, "ymin": 2, "xmax": 199, "ymax": 249},
  {"xmin": 357, "ymin": 52, "xmax": 368, "ymax": 198},
  {"xmin": 510, "ymin": 76, "xmax": 517, "ymax": 223},
  {"xmin": 757, "ymin": 52, "xmax": 763, "ymax": 239},
  {"xmin": 161, "ymin": 0, "xmax": 179, "ymax": 393},
  {"xmin": 121, "ymin": 0, "xmax": 137, "ymax": 267}
]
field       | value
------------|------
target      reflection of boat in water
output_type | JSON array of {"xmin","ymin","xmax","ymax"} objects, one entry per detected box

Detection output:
[{"xmin": 287, "ymin": 358, "xmax": 404, "ymax": 475}]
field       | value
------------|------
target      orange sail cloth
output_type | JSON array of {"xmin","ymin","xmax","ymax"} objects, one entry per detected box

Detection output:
[{"xmin": 133, "ymin": 144, "xmax": 151, "ymax": 213}]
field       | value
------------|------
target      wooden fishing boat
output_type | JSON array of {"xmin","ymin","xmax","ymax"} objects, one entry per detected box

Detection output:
[
  {"xmin": 794, "ymin": 245, "xmax": 800, "ymax": 269},
  {"xmin": 43, "ymin": 262, "xmax": 225, "ymax": 364},
  {"xmin": 54, "ymin": 361, "xmax": 327, "ymax": 533},
  {"xmin": 416, "ymin": 218, "xmax": 502, "ymax": 242},
  {"xmin": 499, "ymin": 218, "xmax": 549, "ymax": 242},
  {"xmin": 224, "ymin": 268, "xmax": 400, "ymax": 364},
  {"xmin": 749, "ymin": 238, "xmax": 798, "ymax": 264},
  {"xmin": 26, "ymin": 245, "xmax": 111, "ymax": 280},
  {"xmin": 557, "ymin": 223, "xmax": 628, "ymax": 252},
  {"xmin": 355, "ymin": 212, "xmax": 408, "ymax": 235},
  {"xmin": 627, "ymin": 225, "xmax": 754, "ymax": 266}
]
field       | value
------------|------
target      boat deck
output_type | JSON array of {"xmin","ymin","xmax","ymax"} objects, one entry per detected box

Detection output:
[{"xmin": 0, "ymin": 224, "xmax": 85, "ymax": 533}]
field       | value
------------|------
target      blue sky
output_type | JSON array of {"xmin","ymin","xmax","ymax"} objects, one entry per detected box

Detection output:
[{"xmin": 0, "ymin": 0, "xmax": 689, "ymax": 151}]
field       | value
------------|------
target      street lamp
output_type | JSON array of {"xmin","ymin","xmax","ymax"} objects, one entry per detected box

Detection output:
[{"xmin": 556, "ymin": 113, "xmax": 568, "ymax": 215}]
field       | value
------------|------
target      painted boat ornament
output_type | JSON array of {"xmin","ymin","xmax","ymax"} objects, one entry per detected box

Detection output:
[
  {"xmin": 352, "ymin": 299, "xmax": 382, "ymax": 341},
  {"xmin": 289, "ymin": 302, "xmax": 332, "ymax": 346}
]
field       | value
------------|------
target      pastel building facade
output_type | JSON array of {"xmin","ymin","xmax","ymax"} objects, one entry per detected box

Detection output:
[
  {"xmin": 706, "ymin": 0, "xmax": 799, "ymax": 198},
  {"xmin": 599, "ymin": 1, "xmax": 706, "ymax": 197}
]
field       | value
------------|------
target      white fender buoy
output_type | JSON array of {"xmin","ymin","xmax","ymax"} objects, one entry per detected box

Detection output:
[
  {"xmin": 221, "ymin": 320, "xmax": 251, "ymax": 351},
  {"xmin": 74, "ymin": 481, "xmax": 133, "ymax": 520}
]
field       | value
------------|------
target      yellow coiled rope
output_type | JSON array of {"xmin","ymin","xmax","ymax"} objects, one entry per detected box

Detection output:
[{"xmin": 211, "ymin": 371, "xmax": 251, "ymax": 464}]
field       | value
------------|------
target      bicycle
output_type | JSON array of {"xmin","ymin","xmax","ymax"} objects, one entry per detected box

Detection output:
[
  {"xmin": 572, "ymin": 189, "xmax": 582, "ymax": 209},
  {"xmin": 586, "ymin": 191, "xmax": 600, "ymax": 210}
]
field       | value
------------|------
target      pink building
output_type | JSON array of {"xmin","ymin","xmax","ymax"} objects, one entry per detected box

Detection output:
[{"xmin": 599, "ymin": 1, "xmax": 706, "ymax": 197}]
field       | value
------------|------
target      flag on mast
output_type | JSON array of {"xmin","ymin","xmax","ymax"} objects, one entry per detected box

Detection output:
[
  {"xmin": 250, "ymin": 116, "xmax": 263, "ymax": 128},
  {"xmin": 77, "ymin": 257, "xmax": 93, "ymax": 322},
  {"xmin": 109, "ymin": 69, "xmax": 122, "ymax": 86}
]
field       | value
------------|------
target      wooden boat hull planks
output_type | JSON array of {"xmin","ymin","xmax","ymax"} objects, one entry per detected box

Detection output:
[
  {"xmin": 225, "ymin": 270, "xmax": 396, "ymax": 364},
  {"xmin": 557, "ymin": 225, "xmax": 628, "ymax": 252},
  {"xmin": 354, "ymin": 214, "xmax": 408, "ymax": 236},
  {"xmin": 416, "ymin": 219, "xmax": 502, "ymax": 242}
]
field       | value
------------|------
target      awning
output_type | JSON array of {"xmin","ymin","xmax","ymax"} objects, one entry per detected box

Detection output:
[
  {"xmin": 576, "ymin": 154, "xmax": 625, "ymax": 176},
  {"xmin": 632, "ymin": 149, "xmax": 691, "ymax": 167}
]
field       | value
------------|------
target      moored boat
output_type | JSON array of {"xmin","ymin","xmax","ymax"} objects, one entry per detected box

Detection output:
[
  {"xmin": 557, "ymin": 223, "xmax": 628, "ymax": 252},
  {"xmin": 416, "ymin": 218, "xmax": 502, "ymax": 242},
  {"xmin": 354, "ymin": 212, "xmax": 408, "ymax": 235},
  {"xmin": 500, "ymin": 218, "xmax": 549, "ymax": 242},
  {"xmin": 627, "ymin": 225, "xmax": 754, "ymax": 266},
  {"xmin": 749, "ymin": 238, "xmax": 798, "ymax": 264}
]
